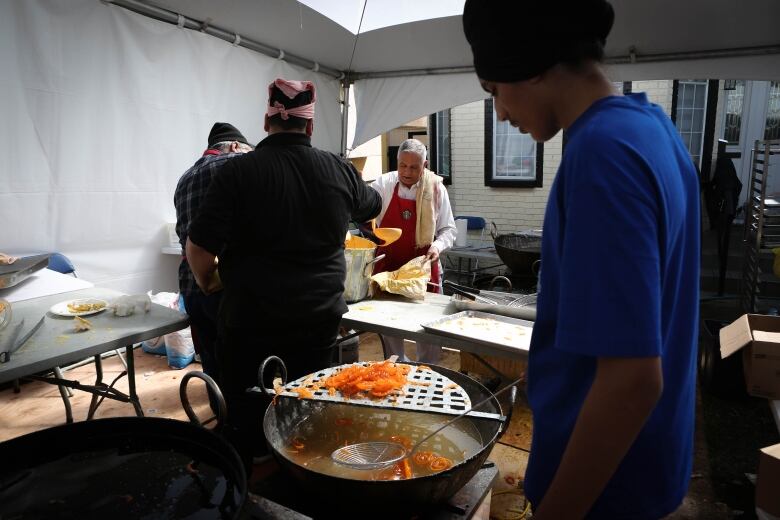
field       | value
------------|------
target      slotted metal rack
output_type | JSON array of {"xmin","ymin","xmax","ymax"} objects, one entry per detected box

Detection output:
[{"xmin": 740, "ymin": 139, "xmax": 780, "ymax": 313}]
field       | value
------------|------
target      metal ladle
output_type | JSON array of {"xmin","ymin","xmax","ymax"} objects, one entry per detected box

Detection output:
[{"xmin": 331, "ymin": 378, "xmax": 521, "ymax": 470}]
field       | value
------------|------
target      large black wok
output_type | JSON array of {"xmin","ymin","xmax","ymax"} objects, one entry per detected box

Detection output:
[
  {"xmin": 0, "ymin": 374, "xmax": 246, "ymax": 520},
  {"xmin": 262, "ymin": 360, "xmax": 516, "ymax": 516},
  {"xmin": 491, "ymin": 222, "xmax": 541, "ymax": 278}
]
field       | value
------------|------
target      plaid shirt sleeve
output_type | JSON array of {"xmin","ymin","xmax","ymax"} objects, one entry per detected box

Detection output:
[{"xmin": 173, "ymin": 153, "xmax": 241, "ymax": 296}]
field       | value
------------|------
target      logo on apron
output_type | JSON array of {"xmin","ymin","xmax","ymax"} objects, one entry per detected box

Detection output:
[{"xmin": 401, "ymin": 209, "xmax": 413, "ymax": 221}]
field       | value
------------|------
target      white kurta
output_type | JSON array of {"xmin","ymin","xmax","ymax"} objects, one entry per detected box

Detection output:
[{"xmin": 370, "ymin": 171, "xmax": 457, "ymax": 254}]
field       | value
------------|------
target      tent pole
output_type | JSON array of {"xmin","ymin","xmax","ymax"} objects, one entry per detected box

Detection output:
[
  {"xmin": 350, "ymin": 44, "xmax": 780, "ymax": 80},
  {"xmin": 340, "ymin": 79, "xmax": 351, "ymax": 157}
]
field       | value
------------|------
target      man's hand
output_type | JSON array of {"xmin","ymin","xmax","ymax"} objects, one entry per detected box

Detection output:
[
  {"xmin": 185, "ymin": 237, "xmax": 219, "ymax": 294},
  {"xmin": 426, "ymin": 245, "xmax": 440, "ymax": 263}
]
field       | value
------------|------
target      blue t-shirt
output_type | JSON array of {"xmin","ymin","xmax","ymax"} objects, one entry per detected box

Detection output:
[{"xmin": 525, "ymin": 93, "xmax": 700, "ymax": 519}]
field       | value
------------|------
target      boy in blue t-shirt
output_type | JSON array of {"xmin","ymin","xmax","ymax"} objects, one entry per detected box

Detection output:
[{"xmin": 463, "ymin": 1, "xmax": 699, "ymax": 518}]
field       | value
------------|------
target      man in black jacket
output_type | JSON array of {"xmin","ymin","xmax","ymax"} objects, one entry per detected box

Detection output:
[{"xmin": 187, "ymin": 78, "xmax": 381, "ymax": 471}]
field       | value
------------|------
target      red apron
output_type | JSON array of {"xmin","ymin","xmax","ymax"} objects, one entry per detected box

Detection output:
[{"xmin": 374, "ymin": 183, "xmax": 439, "ymax": 293}]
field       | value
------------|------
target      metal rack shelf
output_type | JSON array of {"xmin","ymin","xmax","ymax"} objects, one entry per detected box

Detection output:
[{"xmin": 740, "ymin": 139, "xmax": 780, "ymax": 313}]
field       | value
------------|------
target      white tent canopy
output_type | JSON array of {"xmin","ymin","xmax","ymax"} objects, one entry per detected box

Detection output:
[
  {"xmin": 122, "ymin": 0, "xmax": 780, "ymax": 146},
  {"xmin": 1, "ymin": 0, "xmax": 779, "ymax": 294}
]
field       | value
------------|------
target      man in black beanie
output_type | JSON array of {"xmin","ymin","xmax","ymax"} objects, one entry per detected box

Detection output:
[
  {"xmin": 207, "ymin": 122, "xmax": 250, "ymax": 149},
  {"xmin": 463, "ymin": 2, "xmax": 700, "ymax": 519},
  {"xmin": 174, "ymin": 122, "xmax": 253, "ymax": 405}
]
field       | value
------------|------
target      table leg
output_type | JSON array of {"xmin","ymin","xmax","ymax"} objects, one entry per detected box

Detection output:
[
  {"xmin": 86, "ymin": 354, "xmax": 103, "ymax": 420},
  {"xmin": 378, "ymin": 333, "xmax": 389, "ymax": 359},
  {"xmin": 126, "ymin": 344, "xmax": 144, "ymax": 417},
  {"xmin": 53, "ymin": 366, "xmax": 74, "ymax": 423},
  {"xmin": 53, "ymin": 366, "xmax": 74, "ymax": 397}
]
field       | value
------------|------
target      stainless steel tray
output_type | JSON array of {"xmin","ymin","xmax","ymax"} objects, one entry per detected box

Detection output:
[
  {"xmin": 421, "ymin": 310, "xmax": 533, "ymax": 355},
  {"xmin": 0, "ymin": 255, "xmax": 50, "ymax": 289}
]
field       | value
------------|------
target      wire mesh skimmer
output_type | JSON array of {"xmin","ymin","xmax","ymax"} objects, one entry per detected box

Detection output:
[
  {"xmin": 251, "ymin": 356, "xmax": 505, "ymax": 420},
  {"xmin": 331, "ymin": 378, "xmax": 521, "ymax": 470}
]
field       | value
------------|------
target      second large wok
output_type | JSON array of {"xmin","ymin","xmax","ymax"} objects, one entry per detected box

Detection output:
[{"xmin": 491, "ymin": 223, "xmax": 541, "ymax": 278}]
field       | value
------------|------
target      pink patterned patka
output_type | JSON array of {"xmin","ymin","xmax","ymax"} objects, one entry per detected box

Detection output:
[{"xmin": 266, "ymin": 78, "xmax": 316, "ymax": 120}]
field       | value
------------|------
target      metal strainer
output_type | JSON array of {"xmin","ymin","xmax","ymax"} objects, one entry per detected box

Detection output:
[{"xmin": 331, "ymin": 378, "xmax": 521, "ymax": 470}]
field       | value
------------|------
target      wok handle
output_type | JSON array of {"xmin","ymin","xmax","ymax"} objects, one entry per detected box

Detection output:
[
  {"xmin": 259, "ymin": 355, "xmax": 288, "ymax": 396},
  {"xmin": 489, "ymin": 275, "xmax": 513, "ymax": 292},
  {"xmin": 498, "ymin": 384, "xmax": 518, "ymax": 438},
  {"xmin": 363, "ymin": 253, "xmax": 386, "ymax": 277},
  {"xmin": 443, "ymin": 279, "xmax": 481, "ymax": 295},
  {"xmin": 531, "ymin": 259, "xmax": 542, "ymax": 277},
  {"xmin": 179, "ymin": 371, "xmax": 227, "ymax": 430},
  {"xmin": 490, "ymin": 221, "xmax": 498, "ymax": 240}
]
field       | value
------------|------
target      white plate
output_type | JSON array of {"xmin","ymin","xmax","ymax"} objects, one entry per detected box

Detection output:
[{"xmin": 50, "ymin": 298, "xmax": 108, "ymax": 317}]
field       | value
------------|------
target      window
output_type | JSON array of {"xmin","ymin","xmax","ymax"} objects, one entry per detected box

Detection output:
[
  {"xmin": 611, "ymin": 81, "xmax": 632, "ymax": 94},
  {"xmin": 674, "ymin": 80, "xmax": 708, "ymax": 167},
  {"xmin": 723, "ymin": 80, "xmax": 745, "ymax": 144},
  {"xmin": 428, "ymin": 109, "xmax": 451, "ymax": 184},
  {"xmin": 484, "ymin": 99, "xmax": 543, "ymax": 187},
  {"xmin": 765, "ymin": 81, "xmax": 780, "ymax": 141}
]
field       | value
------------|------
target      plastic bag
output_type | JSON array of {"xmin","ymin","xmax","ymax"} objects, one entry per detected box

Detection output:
[
  {"xmin": 109, "ymin": 294, "xmax": 151, "ymax": 317},
  {"xmin": 143, "ymin": 292, "xmax": 195, "ymax": 369},
  {"xmin": 141, "ymin": 334, "xmax": 167, "ymax": 356},
  {"xmin": 370, "ymin": 255, "xmax": 431, "ymax": 300}
]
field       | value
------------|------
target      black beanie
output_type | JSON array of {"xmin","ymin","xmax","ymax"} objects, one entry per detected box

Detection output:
[
  {"xmin": 463, "ymin": 0, "xmax": 615, "ymax": 83},
  {"xmin": 207, "ymin": 122, "xmax": 249, "ymax": 148}
]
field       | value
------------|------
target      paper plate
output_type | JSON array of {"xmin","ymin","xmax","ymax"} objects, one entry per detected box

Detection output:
[{"xmin": 50, "ymin": 298, "xmax": 108, "ymax": 317}]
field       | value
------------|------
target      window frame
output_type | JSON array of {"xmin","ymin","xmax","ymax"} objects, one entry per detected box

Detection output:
[
  {"xmin": 671, "ymin": 79, "xmax": 709, "ymax": 169},
  {"xmin": 428, "ymin": 110, "xmax": 452, "ymax": 185},
  {"xmin": 484, "ymin": 99, "xmax": 543, "ymax": 188}
]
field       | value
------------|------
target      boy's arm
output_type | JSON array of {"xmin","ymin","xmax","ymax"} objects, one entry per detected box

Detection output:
[{"xmin": 532, "ymin": 356, "xmax": 663, "ymax": 519}]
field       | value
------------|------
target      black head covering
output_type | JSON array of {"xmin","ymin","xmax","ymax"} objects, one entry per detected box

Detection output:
[
  {"xmin": 463, "ymin": 0, "xmax": 615, "ymax": 82},
  {"xmin": 207, "ymin": 122, "xmax": 249, "ymax": 148}
]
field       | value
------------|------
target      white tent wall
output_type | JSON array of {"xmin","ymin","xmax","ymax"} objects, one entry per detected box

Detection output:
[
  {"xmin": 351, "ymin": 73, "xmax": 486, "ymax": 149},
  {"xmin": 0, "ymin": 0, "xmax": 341, "ymax": 294},
  {"xmin": 350, "ymin": 50, "xmax": 780, "ymax": 149}
]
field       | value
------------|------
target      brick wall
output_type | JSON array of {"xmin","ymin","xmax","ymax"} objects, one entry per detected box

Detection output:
[
  {"xmin": 633, "ymin": 80, "xmax": 675, "ymax": 115},
  {"xmin": 446, "ymin": 100, "xmax": 562, "ymax": 236},
  {"xmin": 443, "ymin": 80, "xmax": 680, "ymax": 239}
]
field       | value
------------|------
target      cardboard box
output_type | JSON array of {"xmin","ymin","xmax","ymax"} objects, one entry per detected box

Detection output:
[
  {"xmin": 756, "ymin": 443, "xmax": 780, "ymax": 517},
  {"xmin": 719, "ymin": 314, "xmax": 780, "ymax": 399}
]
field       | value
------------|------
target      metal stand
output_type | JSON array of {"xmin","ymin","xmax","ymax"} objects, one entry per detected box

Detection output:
[
  {"xmin": 26, "ymin": 343, "xmax": 144, "ymax": 423},
  {"xmin": 740, "ymin": 139, "xmax": 780, "ymax": 313}
]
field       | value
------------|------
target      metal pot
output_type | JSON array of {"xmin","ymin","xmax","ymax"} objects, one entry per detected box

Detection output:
[
  {"xmin": 0, "ymin": 373, "xmax": 247, "ymax": 520},
  {"xmin": 261, "ymin": 361, "xmax": 516, "ymax": 515},
  {"xmin": 344, "ymin": 247, "xmax": 385, "ymax": 303}
]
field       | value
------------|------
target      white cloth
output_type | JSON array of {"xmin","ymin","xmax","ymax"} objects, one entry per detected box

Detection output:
[{"xmin": 370, "ymin": 171, "xmax": 457, "ymax": 255}]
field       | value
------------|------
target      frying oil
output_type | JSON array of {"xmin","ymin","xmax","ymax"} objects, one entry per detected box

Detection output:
[{"xmin": 282, "ymin": 403, "xmax": 484, "ymax": 480}]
